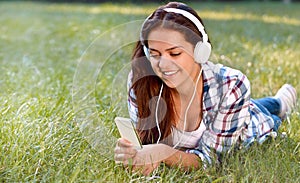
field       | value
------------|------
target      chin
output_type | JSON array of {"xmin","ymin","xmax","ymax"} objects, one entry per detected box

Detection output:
[{"xmin": 163, "ymin": 80, "xmax": 178, "ymax": 89}]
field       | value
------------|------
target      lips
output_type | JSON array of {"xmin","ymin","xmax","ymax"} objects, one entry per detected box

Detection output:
[{"xmin": 162, "ymin": 70, "xmax": 178, "ymax": 76}]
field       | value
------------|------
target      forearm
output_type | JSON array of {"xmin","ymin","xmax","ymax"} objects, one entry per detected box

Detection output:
[
  {"xmin": 158, "ymin": 144, "xmax": 202, "ymax": 171},
  {"xmin": 125, "ymin": 143, "xmax": 202, "ymax": 175}
]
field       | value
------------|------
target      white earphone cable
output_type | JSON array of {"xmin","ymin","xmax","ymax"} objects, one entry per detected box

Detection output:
[
  {"xmin": 155, "ymin": 67, "xmax": 203, "ymax": 147},
  {"xmin": 155, "ymin": 83, "xmax": 164, "ymax": 144},
  {"xmin": 173, "ymin": 67, "xmax": 203, "ymax": 149}
]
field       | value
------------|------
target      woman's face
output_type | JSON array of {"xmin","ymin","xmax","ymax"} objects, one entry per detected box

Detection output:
[{"xmin": 147, "ymin": 28, "xmax": 200, "ymax": 89}]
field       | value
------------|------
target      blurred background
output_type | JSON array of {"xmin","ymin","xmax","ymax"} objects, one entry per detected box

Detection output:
[
  {"xmin": 0, "ymin": 0, "xmax": 299, "ymax": 182},
  {"xmin": 1, "ymin": 0, "xmax": 299, "ymax": 3}
]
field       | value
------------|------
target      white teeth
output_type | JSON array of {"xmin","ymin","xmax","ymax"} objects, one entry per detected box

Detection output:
[{"xmin": 163, "ymin": 71, "xmax": 177, "ymax": 76}]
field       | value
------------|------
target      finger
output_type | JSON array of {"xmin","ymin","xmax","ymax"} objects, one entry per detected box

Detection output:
[
  {"xmin": 114, "ymin": 153, "xmax": 122, "ymax": 161},
  {"xmin": 115, "ymin": 160, "xmax": 122, "ymax": 164},
  {"xmin": 117, "ymin": 138, "xmax": 134, "ymax": 147},
  {"xmin": 114, "ymin": 145, "xmax": 137, "ymax": 157},
  {"xmin": 122, "ymin": 158, "xmax": 133, "ymax": 166},
  {"xmin": 114, "ymin": 146, "xmax": 121, "ymax": 154},
  {"xmin": 114, "ymin": 153, "xmax": 136, "ymax": 162},
  {"xmin": 142, "ymin": 166, "xmax": 154, "ymax": 176}
]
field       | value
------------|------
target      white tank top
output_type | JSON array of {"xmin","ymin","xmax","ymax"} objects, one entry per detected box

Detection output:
[{"xmin": 172, "ymin": 121, "xmax": 206, "ymax": 148}]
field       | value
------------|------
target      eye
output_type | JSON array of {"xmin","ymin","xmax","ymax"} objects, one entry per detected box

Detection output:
[
  {"xmin": 150, "ymin": 54, "xmax": 161, "ymax": 60},
  {"xmin": 149, "ymin": 51, "xmax": 161, "ymax": 60},
  {"xmin": 170, "ymin": 52, "xmax": 181, "ymax": 57}
]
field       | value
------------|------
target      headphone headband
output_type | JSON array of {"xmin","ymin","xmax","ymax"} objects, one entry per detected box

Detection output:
[{"xmin": 163, "ymin": 8, "xmax": 208, "ymax": 42}]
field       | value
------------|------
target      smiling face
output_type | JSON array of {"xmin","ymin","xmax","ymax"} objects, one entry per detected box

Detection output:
[{"xmin": 147, "ymin": 28, "xmax": 200, "ymax": 89}]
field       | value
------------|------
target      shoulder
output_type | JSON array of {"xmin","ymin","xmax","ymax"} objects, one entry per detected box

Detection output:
[
  {"xmin": 204, "ymin": 61, "xmax": 251, "ymax": 91},
  {"xmin": 127, "ymin": 70, "xmax": 137, "ymax": 100},
  {"xmin": 202, "ymin": 61, "xmax": 251, "ymax": 107}
]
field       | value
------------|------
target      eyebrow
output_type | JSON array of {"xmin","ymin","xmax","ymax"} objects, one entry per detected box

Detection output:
[{"xmin": 149, "ymin": 46, "xmax": 183, "ymax": 52}]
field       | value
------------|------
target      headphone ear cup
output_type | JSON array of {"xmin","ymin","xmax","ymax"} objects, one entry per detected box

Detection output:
[
  {"xmin": 194, "ymin": 41, "xmax": 211, "ymax": 63},
  {"xmin": 143, "ymin": 45, "xmax": 150, "ymax": 60}
]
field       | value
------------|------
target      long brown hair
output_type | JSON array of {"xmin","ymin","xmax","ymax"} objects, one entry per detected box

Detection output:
[{"xmin": 130, "ymin": 2, "xmax": 210, "ymax": 145}]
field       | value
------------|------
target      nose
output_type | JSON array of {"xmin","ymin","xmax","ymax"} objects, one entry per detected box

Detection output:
[{"xmin": 158, "ymin": 55, "xmax": 173, "ymax": 69}]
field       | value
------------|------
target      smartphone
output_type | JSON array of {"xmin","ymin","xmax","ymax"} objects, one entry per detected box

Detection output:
[{"xmin": 114, "ymin": 117, "xmax": 143, "ymax": 149}]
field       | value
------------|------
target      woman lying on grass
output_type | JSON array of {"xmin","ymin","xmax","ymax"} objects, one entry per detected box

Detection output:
[{"xmin": 114, "ymin": 1, "xmax": 297, "ymax": 176}]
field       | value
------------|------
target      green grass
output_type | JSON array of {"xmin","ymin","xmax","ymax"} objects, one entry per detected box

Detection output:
[{"xmin": 0, "ymin": 1, "xmax": 299, "ymax": 182}]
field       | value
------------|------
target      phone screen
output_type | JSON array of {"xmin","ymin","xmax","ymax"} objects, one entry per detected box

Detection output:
[{"xmin": 114, "ymin": 117, "xmax": 142, "ymax": 149}]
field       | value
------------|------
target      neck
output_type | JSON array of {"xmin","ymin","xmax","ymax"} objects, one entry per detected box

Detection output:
[
  {"xmin": 173, "ymin": 65, "xmax": 203, "ymax": 100},
  {"xmin": 172, "ymin": 65, "xmax": 203, "ymax": 132}
]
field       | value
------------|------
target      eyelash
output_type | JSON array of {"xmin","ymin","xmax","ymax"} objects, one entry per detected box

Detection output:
[
  {"xmin": 150, "ymin": 52, "xmax": 181, "ymax": 59},
  {"xmin": 150, "ymin": 55, "xmax": 160, "ymax": 60},
  {"xmin": 170, "ymin": 53, "xmax": 181, "ymax": 57}
]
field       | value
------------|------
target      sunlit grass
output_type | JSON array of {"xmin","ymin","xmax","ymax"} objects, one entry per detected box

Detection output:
[
  {"xmin": 0, "ymin": 1, "xmax": 299, "ymax": 182},
  {"xmin": 200, "ymin": 11, "xmax": 300, "ymax": 26}
]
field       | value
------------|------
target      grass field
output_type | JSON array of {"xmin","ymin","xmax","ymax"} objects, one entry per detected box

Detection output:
[{"xmin": 0, "ymin": 1, "xmax": 299, "ymax": 182}]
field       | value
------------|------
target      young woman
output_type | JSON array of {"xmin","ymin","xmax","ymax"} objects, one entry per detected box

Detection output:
[{"xmin": 114, "ymin": 2, "xmax": 297, "ymax": 176}]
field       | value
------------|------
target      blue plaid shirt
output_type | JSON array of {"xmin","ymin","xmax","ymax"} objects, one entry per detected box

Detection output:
[{"xmin": 127, "ymin": 61, "xmax": 275, "ymax": 165}]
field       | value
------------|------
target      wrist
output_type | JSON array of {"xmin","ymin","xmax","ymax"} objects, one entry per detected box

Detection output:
[
  {"xmin": 150, "ymin": 143, "xmax": 174, "ymax": 165},
  {"xmin": 157, "ymin": 144, "xmax": 178, "ymax": 165}
]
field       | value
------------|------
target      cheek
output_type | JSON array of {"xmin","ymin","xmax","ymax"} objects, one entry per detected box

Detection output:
[
  {"xmin": 149, "ymin": 61, "xmax": 160, "ymax": 74},
  {"xmin": 149, "ymin": 61, "xmax": 156, "ymax": 69},
  {"xmin": 177, "ymin": 56, "xmax": 195, "ymax": 70}
]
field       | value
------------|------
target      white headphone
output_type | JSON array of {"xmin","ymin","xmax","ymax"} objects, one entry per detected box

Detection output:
[{"xmin": 141, "ymin": 7, "xmax": 211, "ymax": 64}]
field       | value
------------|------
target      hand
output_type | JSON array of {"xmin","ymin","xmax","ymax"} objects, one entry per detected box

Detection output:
[
  {"xmin": 114, "ymin": 138, "xmax": 201, "ymax": 175},
  {"xmin": 130, "ymin": 144, "xmax": 162, "ymax": 176},
  {"xmin": 114, "ymin": 138, "xmax": 164, "ymax": 176},
  {"xmin": 114, "ymin": 138, "xmax": 137, "ymax": 164}
]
